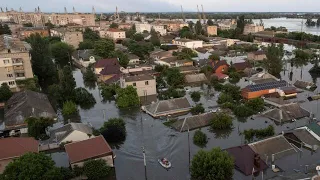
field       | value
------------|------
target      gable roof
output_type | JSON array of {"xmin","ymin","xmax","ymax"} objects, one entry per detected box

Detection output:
[
  {"xmin": 4, "ymin": 90, "xmax": 56, "ymax": 130},
  {"xmin": 65, "ymin": 135, "xmax": 113, "ymax": 164},
  {"xmin": 225, "ymin": 145, "xmax": 268, "ymax": 176},
  {"xmin": 49, "ymin": 123, "xmax": 93, "ymax": 143},
  {"xmin": 144, "ymin": 97, "xmax": 192, "ymax": 117},
  {"xmin": 232, "ymin": 61, "xmax": 252, "ymax": 71},
  {"xmin": 107, "ymin": 28, "xmax": 124, "ymax": 32},
  {"xmin": 0, "ymin": 137, "xmax": 38, "ymax": 160},
  {"xmin": 95, "ymin": 58, "xmax": 121, "ymax": 75},
  {"xmin": 185, "ymin": 73, "xmax": 208, "ymax": 84},
  {"xmin": 211, "ymin": 60, "xmax": 229, "ymax": 72},
  {"xmin": 73, "ymin": 49, "xmax": 94, "ymax": 60},
  {"xmin": 243, "ymin": 80, "xmax": 287, "ymax": 92}
]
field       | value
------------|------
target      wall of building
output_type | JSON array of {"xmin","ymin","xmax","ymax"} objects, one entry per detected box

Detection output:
[
  {"xmin": 19, "ymin": 29, "xmax": 49, "ymax": 39},
  {"xmin": 71, "ymin": 155, "xmax": 114, "ymax": 168},
  {"xmin": 207, "ymin": 26, "xmax": 217, "ymax": 36},
  {"xmin": 106, "ymin": 31, "xmax": 126, "ymax": 41},
  {"xmin": 61, "ymin": 131, "xmax": 93, "ymax": 144},
  {"xmin": 63, "ymin": 31, "xmax": 83, "ymax": 49},
  {"xmin": 121, "ymin": 79, "xmax": 157, "ymax": 97},
  {"xmin": 98, "ymin": 74, "xmax": 114, "ymax": 82},
  {"xmin": 242, "ymin": 89, "xmax": 270, "ymax": 99}
]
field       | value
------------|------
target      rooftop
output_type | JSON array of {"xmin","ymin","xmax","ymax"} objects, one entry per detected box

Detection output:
[
  {"xmin": 0, "ymin": 35, "xmax": 29, "ymax": 52},
  {"xmin": 294, "ymin": 80, "xmax": 317, "ymax": 91},
  {"xmin": 243, "ymin": 80, "xmax": 287, "ymax": 92},
  {"xmin": 174, "ymin": 38, "xmax": 202, "ymax": 43},
  {"xmin": 249, "ymin": 50, "xmax": 266, "ymax": 55},
  {"xmin": 171, "ymin": 112, "xmax": 215, "ymax": 132},
  {"xmin": 211, "ymin": 60, "xmax": 229, "ymax": 72},
  {"xmin": 0, "ymin": 137, "xmax": 38, "ymax": 160},
  {"xmin": 20, "ymin": 26, "xmax": 48, "ymax": 31},
  {"xmin": 232, "ymin": 61, "xmax": 252, "ymax": 71},
  {"xmin": 185, "ymin": 73, "xmax": 208, "ymax": 84},
  {"xmin": 107, "ymin": 28, "xmax": 124, "ymax": 32},
  {"xmin": 65, "ymin": 135, "xmax": 113, "ymax": 164},
  {"xmin": 95, "ymin": 58, "xmax": 121, "ymax": 75},
  {"xmin": 124, "ymin": 74, "xmax": 154, "ymax": 82},
  {"xmin": 307, "ymin": 122, "xmax": 320, "ymax": 137},
  {"xmin": 49, "ymin": 123, "xmax": 93, "ymax": 143}
]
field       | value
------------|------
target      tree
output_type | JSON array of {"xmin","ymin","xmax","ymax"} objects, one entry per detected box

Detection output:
[
  {"xmin": 0, "ymin": 24, "xmax": 12, "ymax": 35},
  {"xmin": 245, "ymin": 98, "xmax": 264, "ymax": 113},
  {"xmin": 166, "ymin": 68, "xmax": 184, "ymax": 87},
  {"xmin": 1, "ymin": 153, "xmax": 66, "ymax": 180},
  {"xmin": 236, "ymin": 15, "xmax": 245, "ymax": 35},
  {"xmin": 233, "ymin": 105, "xmax": 255, "ymax": 117},
  {"xmin": 62, "ymin": 101, "xmax": 78, "ymax": 116},
  {"xmin": 83, "ymin": 159, "xmax": 111, "ymax": 180},
  {"xmin": 125, "ymin": 25, "xmax": 136, "ymax": 39},
  {"xmin": 217, "ymin": 93, "xmax": 233, "ymax": 104},
  {"xmin": 181, "ymin": 48, "xmax": 198, "ymax": 57},
  {"xmin": 0, "ymin": 83, "xmax": 13, "ymax": 102},
  {"xmin": 193, "ymin": 130, "xmax": 208, "ymax": 148},
  {"xmin": 59, "ymin": 66, "xmax": 76, "ymax": 101},
  {"xmin": 133, "ymin": 33, "xmax": 144, "ymax": 41},
  {"xmin": 78, "ymin": 40, "xmax": 94, "ymax": 50},
  {"xmin": 259, "ymin": 19, "xmax": 264, "ymax": 26},
  {"xmin": 191, "ymin": 148, "xmax": 234, "ymax": 180},
  {"xmin": 150, "ymin": 28, "xmax": 161, "ymax": 46},
  {"xmin": 83, "ymin": 27, "xmax": 100, "ymax": 41},
  {"xmin": 263, "ymin": 43, "xmax": 284, "ymax": 76},
  {"xmin": 109, "ymin": 50, "xmax": 129, "ymax": 68},
  {"xmin": 25, "ymin": 117, "xmax": 54, "ymax": 140},
  {"xmin": 207, "ymin": 19, "xmax": 214, "ymax": 26},
  {"xmin": 109, "ymin": 22, "xmax": 119, "ymax": 28},
  {"xmin": 211, "ymin": 113, "xmax": 233, "ymax": 130},
  {"xmin": 243, "ymin": 125, "xmax": 275, "ymax": 142},
  {"xmin": 228, "ymin": 72, "xmax": 241, "ymax": 84},
  {"xmin": 127, "ymin": 41, "xmax": 154, "ymax": 59},
  {"xmin": 83, "ymin": 66, "xmax": 97, "ymax": 82},
  {"xmin": 100, "ymin": 84, "xmax": 119, "ymax": 100},
  {"xmin": 160, "ymin": 87, "xmax": 185, "ymax": 100},
  {"xmin": 45, "ymin": 22, "xmax": 54, "ymax": 29},
  {"xmin": 43, "ymin": 167, "xmax": 74, "ymax": 180},
  {"xmin": 209, "ymin": 53, "xmax": 220, "ymax": 61},
  {"xmin": 51, "ymin": 42, "xmax": 74, "ymax": 66},
  {"xmin": 195, "ymin": 21, "xmax": 202, "ymax": 35},
  {"xmin": 116, "ymin": 86, "xmax": 140, "ymax": 108},
  {"xmin": 23, "ymin": 22, "xmax": 33, "ymax": 27},
  {"xmin": 74, "ymin": 87, "xmax": 96, "ymax": 109},
  {"xmin": 100, "ymin": 118, "xmax": 126, "ymax": 143},
  {"xmin": 191, "ymin": 91, "xmax": 201, "ymax": 102},
  {"xmin": 306, "ymin": 18, "xmax": 316, "ymax": 27},
  {"xmin": 94, "ymin": 39, "xmax": 115, "ymax": 58},
  {"xmin": 191, "ymin": 104, "xmax": 205, "ymax": 115},
  {"xmin": 28, "ymin": 33, "xmax": 58, "ymax": 88},
  {"xmin": 317, "ymin": 18, "xmax": 320, "ymax": 27}
]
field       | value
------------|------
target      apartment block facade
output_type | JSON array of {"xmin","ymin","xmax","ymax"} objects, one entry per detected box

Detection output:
[
  {"xmin": 243, "ymin": 24, "xmax": 264, "ymax": 35},
  {"xmin": 120, "ymin": 75, "xmax": 157, "ymax": 97},
  {"xmin": 0, "ymin": 35, "xmax": 33, "ymax": 91},
  {"xmin": 99, "ymin": 28, "xmax": 126, "ymax": 41},
  {"xmin": 135, "ymin": 23, "xmax": 167, "ymax": 35},
  {"xmin": 50, "ymin": 28, "xmax": 83, "ymax": 48}
]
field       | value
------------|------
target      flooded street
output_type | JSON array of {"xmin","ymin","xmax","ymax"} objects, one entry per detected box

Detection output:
[{"xmin": 61, "ymin": 52, "xmax": 320, "ymax": 179}]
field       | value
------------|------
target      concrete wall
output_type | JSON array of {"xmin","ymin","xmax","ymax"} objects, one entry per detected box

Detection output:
[
  {"xmin": 61, "ymin": 131, "xmax": 93, "ymax": 144},
  {"xmin": 121, "ymin": 79, "xmax": 157, "ymax": 97}
]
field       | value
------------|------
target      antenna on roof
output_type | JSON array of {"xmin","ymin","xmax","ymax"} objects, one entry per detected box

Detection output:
[{"xmin": 181, "ymin": 5, "xmax": 185, "ymax": 22}]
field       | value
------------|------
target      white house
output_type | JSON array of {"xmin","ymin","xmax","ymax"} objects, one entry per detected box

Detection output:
[
  {"xmin": 48, "ymin": 123, "xmax": 94, "ymax": 144},
  {"xmin": 172, "ymin": 39, "xmax": 203, "ymax": 49}
]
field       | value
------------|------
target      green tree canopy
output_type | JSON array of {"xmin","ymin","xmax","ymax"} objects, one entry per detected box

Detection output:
[
  {"xmin": 116, "ymin": 86, "xmax": 140, "ymax": 108},
  {"xmin": 209, "ymin": 53, "xmax": 220, "ymax": 60},
  {"xmin": 25, "ymin": 117, "xmax": 54, "ymax": 140},
  {"xmin": 132, "ymin": 33, "xmax": 144, "ymax": 41},
  {"xmin": 109, "ymin": 22, "xmax": 119, "ymax": 29},
  {"xmin": 51, "ymin": 42, "xmax": 74, "ymax": 66},
  {"xmin": 59, "ymin": 66, "xmax": 76, "ymax": 101},
  {"xmin": 165, "ymin": 68, "xmax": 184, "ymax": 87},
  {"xmin": 191, "ymin": 104, "xmax": 205, "ymax": 115},
  {"xmin": 195, "ymin": 21, "xmax": 203, "ymax": 35},
  {"xmin": 44, "ymin": 22, "xmax": 54, "ymax": 29},
  {"xmin": 0, "ymin": 24, "xmax": 12, "ymax": 35},
  {"xmin": 0, "ymin": 83, "xmax": 13, "ymax": 102},
  {"xmin": 191, "ymin": 148, "xmax": 234, "ymax": 180},
  {"xmin": 62, "ymin": 100, "xmax": 78, "ymax": 116},
  {"xmin": 78, "ymin": 40, "xmax": 94, "ymax": 50},
  {"xmin": 83, "ymin": 159, "xmax": 111, "ymax": 180},
  {"xmin": 150, "ymin": 28, "xmax": 161, "ymax": 46},
  {"xmin": 83, "ymin": 28, "xmax": 100, "ymax": 41},
  {"xmin": 100, "ymin": 118, "xmax": 126, "ymax": 143},
  {"xmin": 109, "ymin": 50, "xmax": 129, "ymax": 68},
  {"xmin": 1, "ymin": 153, "xmax": 68, "ymax": 180},
  {"xmin": 100, "ymin": 84, "xmax": 119, "ymax": 100},
  {"xmin": 94, "ymin": 38, "xmax": 115, "ymax": 58},
  {"xmin": 83, "ymin": 66, "xmax": 97, "ymax": 82},
  {"xmin": 193, "ymin": 130, "xmax": 208, "ymax": 148},
  {"xmin": 191, "ymin": 91, "xmax": 201, "ymax": 102},
  {"xmin": 23, "ymin": 22, "xmax": 33, "ymax": 27},
  {"xmin": 211, "ymin": 113, "xmax": 233, "ymax": 130},
  {"xmin": 264, "ymin": 43, "xmax": 284, "ymax": 76},
  {"xmin": 74, "ymin": 87, "xmax": 96, "ymax": 109},
  {"xmin": 207, "ymin": 19, "xmax": 214, "ymax": 26},
  {"xmin": 125, "ymin": 25, "xmax": 136, "ymax": 39}
]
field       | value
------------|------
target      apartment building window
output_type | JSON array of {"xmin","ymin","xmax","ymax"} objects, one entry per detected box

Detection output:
[
  {"xmin": 145, "ymin": 81, "xmax": 149, "ymax": 85},
  {"xmin": 133, "ymin": 83, "xmax": 136, "ymax": 86},
  {"xmin": 8, "ymin": 81, "xmax": 15, "ymax": 85},
  {"xmin": 3, "ymin": 59, "xmax": 10, "ymax": 64},
  {"xmin": 7, "ymin": 74, "xmax": 13, "ymax": 78}
]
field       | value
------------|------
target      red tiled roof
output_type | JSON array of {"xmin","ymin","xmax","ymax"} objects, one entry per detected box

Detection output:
[
  {"xmin": 95, "ymin": 58, "xmax": 119, "ymax": 68},
  {"xmin": 65, "ymin": 136, "xmax": 113, "ymax": 164},
  {"xmin": 108, "ymin": 28, "xmax": 124, "ymax": 32},
  {"xmin": 210, "ymin": 60, "xmax": 229, "ymax": 71},
  {"xmin": 0, "ymin": 137, "xmax": 38, "ymax": 160}
]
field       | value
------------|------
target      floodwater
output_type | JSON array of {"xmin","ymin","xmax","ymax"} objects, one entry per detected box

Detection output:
[{"xmin": 48, "ymin": 49, "xmax": 320, "ymax": 180}]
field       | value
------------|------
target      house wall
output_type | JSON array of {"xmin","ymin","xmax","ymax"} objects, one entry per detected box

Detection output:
[
  {"xmin": 120, "ymin": 66, "xmax": 152, "ymax": 74},
  {"xmin": 136, "ymin": 24, "xmax": 151, "ymax": 33},
  {"xmin": 94, "ymin": 67, "xmax": 103, "ymax": 74},
  {"xmin": 61, "ymin": 131, "xmax": 93, "ymax": 144},
  {"xmin": 241, "ymin": 89, "xmax": 270, "ymax": 99},
  {"xmin": 207, "ymin": 26, "xmax": 217, "ymax": 36},
  {"xmin": 128, "ymin": 58, "xmax": 140, "ymax": 65},
  {"xmin": 121, "ymin": 79, "xmax": 157, "ymax": 97},
  {"xmin": 71, "ymin": 155, "xmax": 114, "ymax": 168},
  {"xmin": 63, "ymin": 31, "xmax": 83, "ymax": 49},
  {"xmin": 214, "ymin": 65, "xmax": 228, "ymax": 74},
  {"xmin": 243, "ymin": 25, "xmax": 264, "ymax": 35},
  {"xmin": 106, "ymin": 31, "xmax": 126, "ymax": 41},
  {"xmin": 0, "ymin": 158, "xmax": 13, "ymax": 173},
  {"xmin": 247, "ymin": 53, "xmax": 266, "ymax": 61},
  {"xmin": 98, "ymin": 74, "xmax": 114, "ymax": 82},
  {"xmin": 19, "ymin": 29, "xmax": 49, "ymax": 39}
]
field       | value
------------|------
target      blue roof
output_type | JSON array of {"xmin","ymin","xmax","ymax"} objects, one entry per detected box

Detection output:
[{"xmin": 246, "ymin": 80, "xmax": 287, "ymax": 92}]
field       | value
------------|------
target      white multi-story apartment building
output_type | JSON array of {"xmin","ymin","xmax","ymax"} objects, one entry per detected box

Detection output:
[
  {"xmin": 172, "ymin": 39, "xmax": 203, "ymax": 49},
  {"xmin": 135, "ymin": 23, "xmax": 167, "ymax": 35},
  {"xmin": 0, "ymin": 35, "xmax": 34, "ymax": 91},
  {"xmin": 99, "ymin": 28, "xmax": 126, "ymax": 41}
]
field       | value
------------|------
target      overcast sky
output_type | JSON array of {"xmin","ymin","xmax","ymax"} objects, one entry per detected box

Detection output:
[{"xmin": 2, "ymin": 0, "xmax": 320, "ymax": 13}]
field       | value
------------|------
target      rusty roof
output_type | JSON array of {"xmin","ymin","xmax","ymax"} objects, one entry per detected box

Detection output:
[
  {"xmin": 65, "ymin": 136, "xmax": 113, "ymax": 164},
  {"xmin": 0, "ymin": 137, "xmax": 38, "ymax": 160}
]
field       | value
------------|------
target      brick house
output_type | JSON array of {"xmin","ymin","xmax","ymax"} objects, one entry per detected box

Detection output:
[{"xmin": 210, "ymin": 60, "xmax": 229, "ymax": 74}]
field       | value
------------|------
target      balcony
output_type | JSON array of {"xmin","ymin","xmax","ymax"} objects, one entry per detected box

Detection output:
[
  {"xmin": 13, "ymin": 66, "xmax": 25, "ymax": 73},
  {"xmin": 12, "ymin": 58, "xmax": 23, "ymax": 65}
]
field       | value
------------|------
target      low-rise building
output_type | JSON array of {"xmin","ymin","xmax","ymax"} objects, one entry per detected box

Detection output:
[
  {"xmin": 0, "ymin": 137, "xmax": 39, "ymax": 173},
  {"xmin": 243, "ymin": 24, "xmax": 264, "ymax": 35},
  {"xmin": 50, "ymin": 28, "xmax": 83, "ymax": 48},
  {"xmin": 155, "ymin": 56, "xmax": 193, "ymax": 67},
  {"xmin": 210, "ymin": 60, "xmax": 229, "ymax": 74},
  {"xmin": 18, "ymin": 27, "xmax": 49, "ymax": 39},
  {"xmin": 207, "ymin": 26, "xmax": 218, "ymax": 36},
  {"xmin": 128, "ymin": 54, "xmax": 140, "ymax": 65},
  {"xmin": 247, "ymin": 51, "xmax": 266, "ymax": 61},
  {"xmin": 72, "ymin": 49, "xmax": 96, "ymax": 68},
  {"xmin": 120, "ymin": 74, "xmax": 156, "ymax": 98},
  {"xmin": 185, "ymin": 73, "xmax": 208, "ymax": 85},
  {"xmin": 241, "ymin": 80, "xmax": 287, "ymax": 99},
  {"xmin": 231, "ymin": 61, "xmax": 252, "ymax": 72},
  {"xmin": 0, "ymin": 35, "xmax": 34, "ymax": 91},
  {"xmin": 99, "ymin": 28, "xmax": 126, "ymax": 41},
  {"xmin": 120, "ymin": 65, "xmax": 153, "ymax": 74},
  {"xmin": 65, "ymin": 136, "xmax": 114, "ymax": 168},
  {"xmin": 4, "ymin": 90, "xmax": 56, "ymax": 131},
  {"xmin": 94, "ymin": 58, "xmax": 122, "ymax": 83},
  {"xmin": 172, "ymin": 39, "xmax": 203, "ymax": 49}
]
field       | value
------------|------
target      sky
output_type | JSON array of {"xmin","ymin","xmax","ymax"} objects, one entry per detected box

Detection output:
[{"xmin": 2, "ymin": 0, "xmax": 320, "ymax": 13}]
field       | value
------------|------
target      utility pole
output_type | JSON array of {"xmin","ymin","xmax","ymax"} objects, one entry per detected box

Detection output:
[
  {"xmin": 187, "ymin": 124, "xmax": 191, "ymax": 176},
  {"xmin": 181, "ymin": 5, "xmax": 185, "ymax": 22},
  {"xmin": 143, "ymin": 146, "xmax": 147, "ymax": 180}
]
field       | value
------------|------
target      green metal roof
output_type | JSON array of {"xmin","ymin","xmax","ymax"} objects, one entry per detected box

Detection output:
[{"xmin": 307, "ymin": 122, "xmax": 320, "ymax": 136}]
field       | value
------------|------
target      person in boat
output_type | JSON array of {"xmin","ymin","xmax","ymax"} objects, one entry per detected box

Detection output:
[{"xmin": 161, "ymin": 158, "xmax": 169, "ymax": 165}]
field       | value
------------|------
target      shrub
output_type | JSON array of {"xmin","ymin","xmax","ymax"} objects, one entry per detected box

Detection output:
[
  {"xmin": 245, "ymin": 98, "xmax": 265, "ymax": 113},
  {"xmin": 243, "ymin": 125, "xmax": 275, "ymax": 142},
  {"xmin": 62, "ymin": 101, "xmax": 78, "ymax": 116},
  {"xmin": 217, "ymin": 93, "xmax": 233, "ymax": 104},
  {"xmin": 100, "ymin": 84, "xmax": 119, "ymax": 100},
  {"xmin": 100, "ymin": 118, "xmax": 126, "ymax": 143},
  {"xmin": 25, "ymin": 117, "xmax": 54, "ymax": 140},
  {"xmin": 211, "ymin": 113, "xmax": 233, "ymax": 130},
  {"xmin": 116, "ymin": 86, "xmax": 140, "ymax": 108},
  {"xmin": 83, "ymin": 159, "xmax": 111, "ymax": 180},
  {"xmin": 191, "ymin": 104, "xmax": 205, "ymax": 115},
  {"xmin": 213, "ymin": 83, "xmax": 224, "ymax": 91},
  {"xmin": 233, "ymin": 105, "xmax": 255, "ymax": 117},
  {"xmin": 193, "ymin": 130, "xmax": 208, "ymax": 148},
  {"xmin": 74, "ymin": 87, "xmax": 96, "ymax": 109},
  {"xmin": 191, "ymin": 91, "xmax": 201, "ymax": 102}
]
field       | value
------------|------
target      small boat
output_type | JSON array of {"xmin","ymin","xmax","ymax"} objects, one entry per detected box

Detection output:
[{"xmin": 158, "ymin": 158, "xmax": 171, "ymax": 169}]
